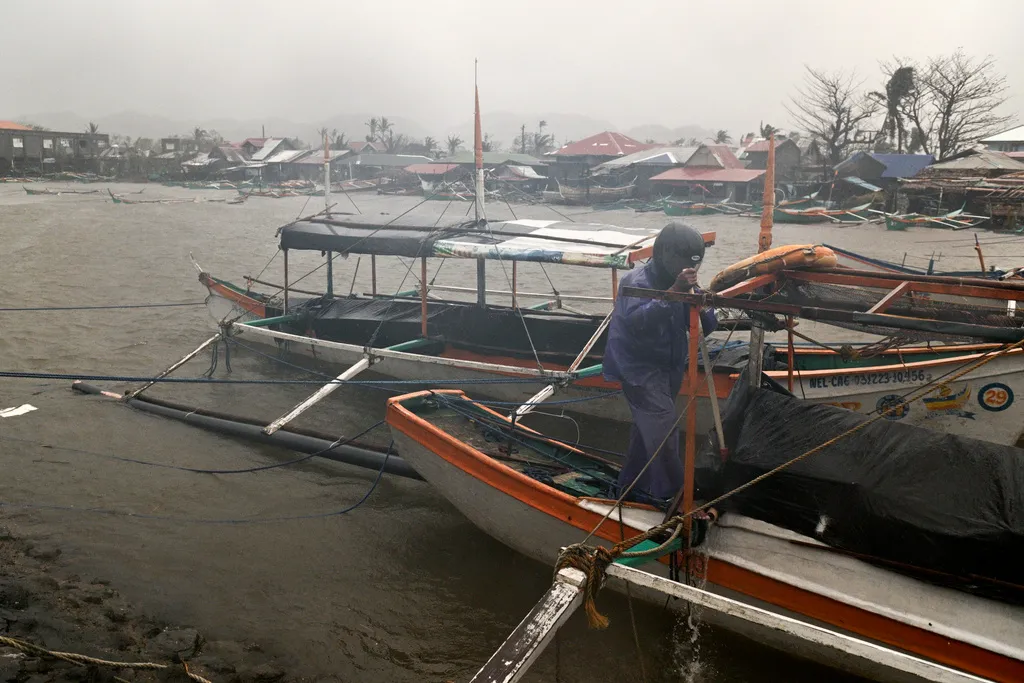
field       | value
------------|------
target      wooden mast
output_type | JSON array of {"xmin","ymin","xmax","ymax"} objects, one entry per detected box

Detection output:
[{"xmin": 758, "ymin": 133, "xmax": 775, "ymax": 254}]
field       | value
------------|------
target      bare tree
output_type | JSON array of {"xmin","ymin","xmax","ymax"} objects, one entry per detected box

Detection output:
[
  {"xmin": 898, "ymin": 51, "xmax": 1013, "ymax": 160},
  {"xmin": 786, "ymin": 67, "xmax": 878, "ymax": 167},
  {"xmin": 330, "ymin": 130, "xmax": 348, "ymax": 150}
]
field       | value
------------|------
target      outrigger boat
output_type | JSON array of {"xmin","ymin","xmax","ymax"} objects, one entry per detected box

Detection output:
[
  {"xmin": 386, "ymin": 373, "xmax": 1024, "ymax": 682},
  {"xmin": 663, "ymin": 199, "xmax": 746, "ymax": 217},
  {"xmin": 885, "ymin": 207, "xmax": 989, "ymax": 231},
  {"xmin": 773, "ymin": 202, "xmax": 873, "ymax": 224},
  {"xmin": 23, "ymin": 185, "xmax": 99, "ymax": 196},
  {"xmin": 553, "ymin": 179, "xmax": 636, "ymax": 205}
]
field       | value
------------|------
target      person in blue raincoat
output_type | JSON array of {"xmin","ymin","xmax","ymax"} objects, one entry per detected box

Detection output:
[{"xmin": 603, "ymin": 222, "xmax": 717, "ymax": 502}]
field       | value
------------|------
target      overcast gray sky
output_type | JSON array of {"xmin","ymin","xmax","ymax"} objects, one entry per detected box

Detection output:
[{"xmin": 3, "ymin": 0, "xmax": 1021, "ymax": 136}]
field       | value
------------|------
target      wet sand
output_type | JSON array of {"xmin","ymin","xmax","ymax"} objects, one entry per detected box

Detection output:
[{"xmin": 1, "ymin": 182, "xmax": 1012, "ymax": 681}]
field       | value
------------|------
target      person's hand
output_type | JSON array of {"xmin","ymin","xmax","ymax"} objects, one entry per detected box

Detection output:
[{"xmin": 670, "ymin": 268, "xmax": 699, "ymax": 292}]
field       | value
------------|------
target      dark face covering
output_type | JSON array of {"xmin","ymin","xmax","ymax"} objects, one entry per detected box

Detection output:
[{"xmin": 651, "ymin": 222, "xmax": 706, "ymax": 290}]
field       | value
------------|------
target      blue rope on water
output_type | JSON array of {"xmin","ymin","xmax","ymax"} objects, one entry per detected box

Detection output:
[
  {"xmin": 0, "ymin": 420, "xmax": 386, "ymax": 475},
  {"xmin": 0, "ymin": 371, "xmax": 547, "ymax": 386},
  {"xmin": 0, "ymin": 442, "xmax": 396, "ymax": 525},
  {"xmin": 0, "ymin": 302, "xmax": 206, "ymax": 312}
]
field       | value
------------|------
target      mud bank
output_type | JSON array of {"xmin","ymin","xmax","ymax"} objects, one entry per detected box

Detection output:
[{"xmin": 0, "ymin": 523, "xmax": 290, "ymax": 683}]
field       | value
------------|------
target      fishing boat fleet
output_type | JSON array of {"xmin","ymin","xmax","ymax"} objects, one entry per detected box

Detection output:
[{"xmin": 67, "ymin": 82, "xmax": 1023, "ymax": 683}]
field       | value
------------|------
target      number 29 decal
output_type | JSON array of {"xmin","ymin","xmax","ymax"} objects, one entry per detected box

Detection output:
[{"xmin": 978, "ymin": 383, "xmax": 1014, "ymax": 412}]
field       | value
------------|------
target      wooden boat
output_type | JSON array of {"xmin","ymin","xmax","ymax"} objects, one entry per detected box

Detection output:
[
  {"xmin": 885, "ymin": 207, "xmax": 989, "ymax": 231},
  {"xmin": 385, "ymin": 388, "xmax": 1024, "ymax": 682},
  {"xmin": 773, "ymin": 202, "xmax": 873, "ymax": 224},
  {"xmin": 23, "ymin": 185, "xmax": 99, "ymax": 196},
  {"xmin": 556, "ymin": 180, "xmax": 635, "ymax": 205},
  {"xmin": 663, "ymin": 199, "xmax": 745, "ymax": 217},
  {"xmin": 199, "ymin": 230, "xmax": 1024, "ymax": 445}
]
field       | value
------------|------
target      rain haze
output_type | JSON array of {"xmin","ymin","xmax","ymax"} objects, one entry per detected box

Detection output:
[{"xmin": 4, "ymin": 0, "xmax": 1022, "ymax": 143}]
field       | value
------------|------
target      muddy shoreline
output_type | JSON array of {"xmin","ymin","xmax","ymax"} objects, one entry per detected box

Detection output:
[{"xmin": 0, "ymin": 523, "xmax": 291, "ymax": 683}]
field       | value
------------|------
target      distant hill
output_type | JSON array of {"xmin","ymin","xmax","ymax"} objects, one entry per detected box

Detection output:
[
  {"xmin": 15, "ymin": 110, "xmax": 430, "ymax": 146},
  {"xmin": 623, "ymin": 123, "xmax": 717, "ymax": 144}
]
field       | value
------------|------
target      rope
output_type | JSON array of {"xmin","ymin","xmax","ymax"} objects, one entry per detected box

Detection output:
[
  {"xmin": 555, "ymin": 336, "xmax": 1024, "ymax": 628},
  {"xmin": 0, "ymin": 302, "xmax": 205, "ymax": 312},
  {"xmin": 0, "ymin": 635, "xmax": 213, "ymax": 683},
  {"xmin": 0, "ymin": 371, "xmax": 549, "ymax": 385},
  {"xmin": 0, "ymin": 442, "xmax": 394, "ymax": 525},
  {"xmin": 0, "ymin": 420, "xmax": 385, "ymax": 475}
]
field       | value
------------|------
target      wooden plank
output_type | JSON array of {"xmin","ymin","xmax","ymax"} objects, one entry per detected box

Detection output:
[
  {"xmin": 605, "ymin": 563, "xmax": 991, "ymax": 683},
  {"xmin": 866, "ymin": 281, "xmax": 912, "ymax": 314},
  {"xmin": 470, "ymin": 568, "xmax": 585, "ymax": 683},
  {"xmin": 786, "ymin": 269, "xmax": 1024, "ymax": 300},
  {"xmin": 263, "ymin": 358, "xmax": 371, "ymax": 435},
  {"xmin": 232, "ymin": 323, "xmax": 570, "ymax": 379},
  {"xmin": 128, "ymin": 333, "xmax": 221, "ymax": 398},
  {"xmin": 716, "ymin": 273, "xmax": 777, "ymax": 298}
]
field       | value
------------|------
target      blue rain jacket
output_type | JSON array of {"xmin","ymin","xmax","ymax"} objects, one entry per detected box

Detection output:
[
  {"xmin": 603, "ymin": 262, "xmax": 718, "ymax": 389},
  {"xmin": 603, "ymin": 261, "xmax": 718, "ymax": 501}
]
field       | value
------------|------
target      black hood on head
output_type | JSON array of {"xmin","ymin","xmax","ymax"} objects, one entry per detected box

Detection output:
[{"xmin": 651, "ymin": 222, "xmax": 706, "ymax": 289}]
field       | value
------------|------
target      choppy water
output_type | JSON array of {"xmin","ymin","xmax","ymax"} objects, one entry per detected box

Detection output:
[{"xmin": 1, "ymin": 182, "xmax": 1012, "ymax": 681}]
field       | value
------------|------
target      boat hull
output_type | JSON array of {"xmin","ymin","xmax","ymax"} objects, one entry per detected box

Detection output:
[{"xmin": 386, "ymin": 394, "xmax": 1024, "ymax": 683}]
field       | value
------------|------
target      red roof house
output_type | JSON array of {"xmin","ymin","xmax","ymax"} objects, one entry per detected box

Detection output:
[{"xmin": 548, "ymin": 131, "xmax": 655, "ymax": 159}]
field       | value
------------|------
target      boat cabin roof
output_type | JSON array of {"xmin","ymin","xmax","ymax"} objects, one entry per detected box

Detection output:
[{"xmin": 279, "ymin": 216, "xmax": 715, "ymax": 270}]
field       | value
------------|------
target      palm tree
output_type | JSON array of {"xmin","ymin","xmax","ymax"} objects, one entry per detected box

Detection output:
[
  {"xmin": 870, "ymin": 66, "xmax": 915, "ymax": 153},
  {"xmin": 331, "ymin": 130, "xmax": 348, "ymax": 150},
  {"xmin": 86, "ymin": 122, "xmax": 100, "ymax": 134},
  {"xmin": 759, "ymin": 122, "xmax": 777, "ymax": 138},
  {"xmin": 423, "ymin": 136, "xmax": 438, "ymax": 157},
  {"xmin": 317, "ymin": 127, "xmax": 329, "ymax": 146},
  {"xmin": 446, "ymin": 134, "xmax": 463, "ymax": 156},
  {"xmin": 378, "ymin": 116, "xmax": 392, "ymax": 143},
  {"xmin": 365, "ymin": 117, "xmax": 379, "ymax": 143},
  {"xmin": 714, "ymin": 129, "xmax": 731, "ymax": 144}
]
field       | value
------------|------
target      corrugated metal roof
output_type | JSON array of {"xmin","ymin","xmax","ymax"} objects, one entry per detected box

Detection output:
[
  {"xmin": 348, "ymin": 153, "xmax": 433, "ymax": 167},
  {"xmin": 650, "ymin": 168, "xmax": 766, "ymax": 183},
  {"xmin": 349, "ymin": 140, "xmax": 387, "ymax": 153},
  {"xmin": 291, "ymin": 148, "xmax": 353, "ymax": 165},
  {"xmin": 0, "ymin": 121, "xmax": 33, "ymax": 131},
  {"xmin": 405, "ymin": 163, "xmax": 460, "ymax": 175},
  {"xmin": 443, "ymin": 151, "xmax": 543, "ymax": 166},
  {"xmin": 548, "ymin": 131, "xmax": 655, "ymax": 158},
  {"xmin": 216, "ymin": 145, "xmax": 248, "ymax": 164},
  {"xmin": 264, "ymin": 149, "xmax": 310, "ymax": 164},
  {"xmin": 980, "ymin": 125, "xmax": 1024, "ymax": 144},
  {"xmin": 841, "ymin": 176, "xmax": 883, "ymax": 192},
  {"xmin": 742, "ymin": 138, "xmax": 799, "ymax": 154},
  {"xmin": 497, "ymin": 165, "xmax": 544, "ymax": 180},
  {"xmin": 869, "ymin": 153, "xmax": 935, "ymax": 178},
  {"xmin": 182, "ymin": 153, "xmax": 218, "ymax": 167},
  {"xmin": 242, "ymin": 137, "xmax": 267, "ymax": 147},
  {"xmin": 593, "ymin": 146, "xmax": 698, "ymax": 171},
  {"xmin": 251, "ymin": 138, "xmax": 287, "ymax": 161},
  {"xmin": 925, "ymin": 149, "xmax": 1024, "ymax": 172}
]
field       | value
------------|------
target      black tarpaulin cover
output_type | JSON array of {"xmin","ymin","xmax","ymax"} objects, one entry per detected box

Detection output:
[{"xmin": 696, "ymin": 371, "xmax": 1024, "ymax": 600}]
